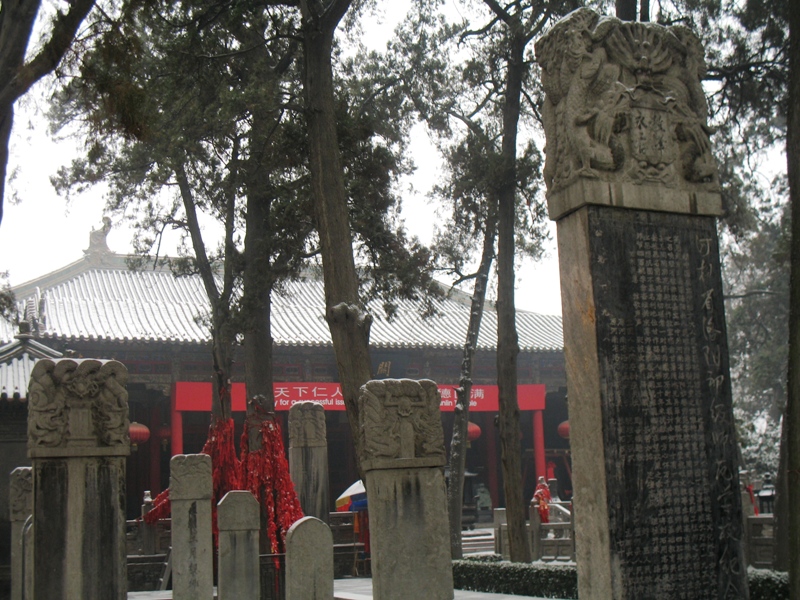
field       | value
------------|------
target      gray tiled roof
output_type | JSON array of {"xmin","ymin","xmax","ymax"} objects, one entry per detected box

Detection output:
[
  {"xmin": 0, "ymin": 336, "xmax": 63, "ymax": 401},
  {"xmin": 0, "ymin": 353, "xmax": 35, "ymax": 401},
  {"xmin": 1, "ymin": 258, "xmax": 563, "ymax": 352}
]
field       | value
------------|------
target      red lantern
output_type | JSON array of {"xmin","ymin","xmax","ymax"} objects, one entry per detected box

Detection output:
[
  {"xmin": 129, "ymin": 422, "xmax": 151, "ymax": 447},
  {"xmin": 467, "ymin": 421, "xmax": 482, "ymax": 442},
  {"xmin": 557, "ymin": 420, "xmax": 570, "ymax": 440}
]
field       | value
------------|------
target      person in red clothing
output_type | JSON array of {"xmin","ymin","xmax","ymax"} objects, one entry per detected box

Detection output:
[{"xmin": 532, "ymin": 476, "xmax": 552, "ymax": 523}]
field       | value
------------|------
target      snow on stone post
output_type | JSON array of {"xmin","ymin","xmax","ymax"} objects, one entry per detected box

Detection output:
[
  {"xmin": 357, "ymin": 379, "xmax": 453, "ymax": 600},
  {"xmin": 535, "ymin": 10, "xmax": 748, "ymax": 599},
  {"xmin": 9, "ymin": 467, "xmax": 31, "ymax": 600},
  {"xmin": 26, "ymin": 359, "xmax": 130, "ymax": 600},
  {"xmin": 285, "ymin": 516, "xmax": 334, "ymax": 600},
  {"xmin": 289, "ymin": 401, "xmax": 330, "ymax": 523},
  {"xmin": 170, "ymin": 454, "xmax": 213, "ymax": 600}
]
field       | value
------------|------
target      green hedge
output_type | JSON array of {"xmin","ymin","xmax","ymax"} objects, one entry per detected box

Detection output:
[
  {"xmin": 452, "ymin": 558, "xmax": 578, "ymax": 599},
  {"xmin": 452, "ymin": 557, "xmax": 788, "ymax": 600},
  {"xmin": 748, "ymin": 567, "xmax": 789, "ymax": 599}
]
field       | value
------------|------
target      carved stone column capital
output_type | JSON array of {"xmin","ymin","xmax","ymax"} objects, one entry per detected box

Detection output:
[
  {"xmin": 357, "ymin": 379, "xmax": 446, "ymax": 472},
  {"xmin": 27, "ymin": 359, "xmax": 130, "ymax": 458},
  {"xmin": 535, "ymin": 8, "xmax": 722, "ymax": 220}
]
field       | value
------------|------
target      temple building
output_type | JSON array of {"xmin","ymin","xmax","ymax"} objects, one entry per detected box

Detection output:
[{"xmin": 0, "ymin": 227, "xmax": 569, "ymax": 566}]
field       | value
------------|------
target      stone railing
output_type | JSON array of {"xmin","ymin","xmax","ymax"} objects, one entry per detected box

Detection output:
[{"xmin": 494, "ymin": 504, "xmax": 576, "ymax": 563}]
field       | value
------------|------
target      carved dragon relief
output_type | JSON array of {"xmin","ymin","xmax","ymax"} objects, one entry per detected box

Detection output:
[
  {"xmin": 358, "ymin": 379, "xmax": 445, "ymax": 468},
  {"xmin": 27, "ymin": 359, "xmax": 129, "ymax": 450},
  {"xmin": 535, "ymin": 9, "xmax": 718, "ymax": 195},
  {"xmin": 93, "ymin": 361, "xmax": 130, "ymax": 446},
  {"xmin": 27, "ymin": 361, "xmax": 66, "ymax": 447}
]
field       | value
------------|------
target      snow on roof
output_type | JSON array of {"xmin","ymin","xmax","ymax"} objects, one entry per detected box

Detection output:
[{"xmin": 1, "ymin": 255, "xmax": 563, "ymax": 353}]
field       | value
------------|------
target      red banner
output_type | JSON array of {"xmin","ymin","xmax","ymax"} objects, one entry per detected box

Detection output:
[{"xmin": 174, "ymin": 381, "xmax": 546, "ymax": 413}]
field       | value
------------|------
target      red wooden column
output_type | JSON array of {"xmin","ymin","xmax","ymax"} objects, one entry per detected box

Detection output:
[
  {"xmin": 533, "ymin": 410, "xmax": 546, "ymax": 481},
  {"xmin": 171, "ymin": 384, "xmax": 184, "ymax": 455}
]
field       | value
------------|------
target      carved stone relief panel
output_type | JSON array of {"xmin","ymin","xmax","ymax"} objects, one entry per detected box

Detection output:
[
  {"xmin": 9, "ymin": 467, "xmax": 32, "ymax": 522},
  {"xmin": 27, "ymin": 359, "xmax": 129, "ymax": 455},
  {"xmin": 358, "ymin": 379, "xmax": 445, "ymax": 471},
  {"xmin": 535, "ymin": 8, "xmax": 718, "ymax": 196},
  {"xmin": 288, "ymin": 401, "xmax": 327, "ymax": 448},
  {"xmin": 170, "ymin": 454, "xmax": 213, "ymax": 500}
]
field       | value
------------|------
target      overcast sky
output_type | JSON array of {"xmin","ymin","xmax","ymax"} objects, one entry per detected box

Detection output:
[{"xmin": 0, "ymin": 2, "xmax": 563, "ymax": 316}]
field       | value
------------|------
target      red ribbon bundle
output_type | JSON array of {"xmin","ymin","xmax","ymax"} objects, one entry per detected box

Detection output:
[{"xmin": 143, "ymin": 415, "xmax": 304, "ymax": 561}]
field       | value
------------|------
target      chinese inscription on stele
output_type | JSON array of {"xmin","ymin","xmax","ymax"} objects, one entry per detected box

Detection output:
[
  {"xmin": 534, "ymin": 8, "xmax": 719, "ymax": 196},
  {"xmin": 590, "ymin": 208, "xmax": 746, "ymax": 599}
]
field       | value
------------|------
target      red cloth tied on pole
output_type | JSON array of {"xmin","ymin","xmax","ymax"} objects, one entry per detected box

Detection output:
[
  {"xmin": 143, "ymin": 413, "xmax": 304, "ymax": 567},
  {"xmin": 240, "ymin": 417, "xmax": 304, "ymax": 559}
]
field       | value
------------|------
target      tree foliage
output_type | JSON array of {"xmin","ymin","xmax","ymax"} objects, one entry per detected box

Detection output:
[
  {"xmin": 0, "ymin": 0, "xmax": 98, "ymax": 225},
  {"xmin": 385, "ymin": 0, "xmax": 578, "ymax": 561},
  {"xmin": 50, "ymin": 0, "xmax": 441, "ymax": 439},
  {"xmin": 722, "ymin": 181, "xmax": 790, "ymax": 478}
]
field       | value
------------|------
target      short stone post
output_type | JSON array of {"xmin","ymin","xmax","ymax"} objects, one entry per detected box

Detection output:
[
  {"xmin": 27, "ymin": 358, "xmax": 130, "ymax": 600},
  {"xmin": 170, "ymin": 454, "xmax": 213, "ymax": 600},
  {"xmin": 141, "ymin": 490, "xmax": 157, "ymax": 555},
  {"xmin": 288, "ymin": 401, "xmax": 330, "ymax": 523},
  {"xmin": 217, "ymin": 491, "xmax": 260, "ymax": 600},
  {"xmin": 9, "ymin": 467, "xmax": 31, "ymax": 600},
  {"xmin": 285, "ymin": 516, "xmax": 333, "ymax": 600},
  {"xmin": 358, "ymin": 379, "xmax": 453, "ymax": 600},
  {"xmin": 535, "ymin": 10, "xmax": 748, "ymax": 598},
  {"xmin": 529, "ymin": 501, "xmax": 542, "ymax": 561}
]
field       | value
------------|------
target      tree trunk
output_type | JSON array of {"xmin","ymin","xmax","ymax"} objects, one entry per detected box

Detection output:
[
  {"xmin": 783, "ymin": 1, "xmax": 800, "ymax": 593},
  {"xmin": 300, "ymin": 0, "xmax": 371, "ymax": 459},
  {"xmin": 448, "ymin": 221, "xmax": 496, "ymax": 559},
  {"xmin": 774, "ymin": 410, "xmax": 789, "ymax": 569},
  {"xmin": 495, "ymin": 31, "xmax": 531, "ymax": 564},
  {"xmin": 211, "ymin": 317, "xmax": 234, "ymax": 421},
  {"xmin": 639, "ymin": 0, "xmax": 650, "ymax": 22},
  {"xmin": 243, "ymin": 188, "xmax": 276, "ymax": 451},
  {"xmin": 615, "ymin": 0, "xmax": 637, "ymax": 21},
  {"xmin": 175, "ymin": 162, "xmax": 235, "ymax": 421}
]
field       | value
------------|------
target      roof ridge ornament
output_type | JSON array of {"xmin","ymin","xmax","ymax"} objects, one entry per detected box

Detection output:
[{"xmin": 84, "ymin": 216, "xmax": 113, "ymax": 262}]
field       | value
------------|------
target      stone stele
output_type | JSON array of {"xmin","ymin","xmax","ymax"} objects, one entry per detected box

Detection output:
[
  {"xmin": 170, "ymin": 454, "xmax": 214, "ymax": 600},
  {"xmin": 289, "ymin": 401, "xmax": 330, "ymax": 523},
  {"xmin": 217, "ymin": 490, "xmax": 261, "ymax": 600},
  {"xmin": 358, "ymin": 379, "xmax": 453, "ymax": 600},
  {"xmin": 26, "ymin": 358, "xmax": 130, "ymax": 600},
  {"xmin": 535, "ymin": 9, "xmax": 748, "ymax": 600},
  {"xmin": 9, "ymin": 467, "xmax": 31, "ymax": 600},
  {"xmin": 285, "ymin": 516, "xmax": 334, "ymax": 600}
]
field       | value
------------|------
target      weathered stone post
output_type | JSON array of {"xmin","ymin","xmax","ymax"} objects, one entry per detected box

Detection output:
[
  {"xmin": 288, "ymin": 401, "xmax": 330, "ymax": 523},
  {"xmin": 358, "ymin": 379, "xmax": 453, "ymax": 600},
  {"xmin": 535, "ymin": 10, "xmax": 748, "ymax": 598},
  {"xmin": 141, "ymin": 490, "xmax": 157, "ymax": 555},
  {"xmin": 217, "ymin": 491, "xmax": 261, "ymax": 600},
  {"xmin": 9, "ymin": 467, "xmax": 31, "ymax": 600},
  {"xmin": 21, "ymin": 517, "xmax": 32, "ymax": 600},
  {"xmin": 170, "ymin": 454, "xmax": 213, "ymax": 600},
  {"xmin": 26, "ymin": 358, "xmax": 130, "ymax": 600},
  {"xmin": 285, "ymin": 516, "xmax": 334, "ymax": 600}
]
